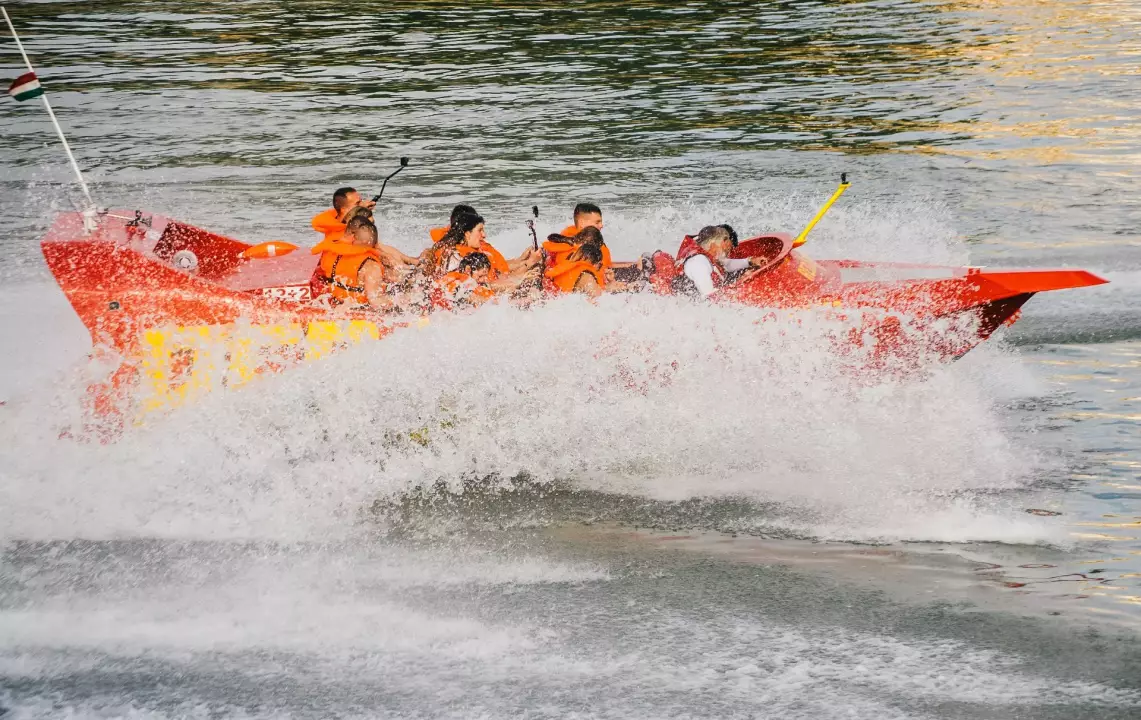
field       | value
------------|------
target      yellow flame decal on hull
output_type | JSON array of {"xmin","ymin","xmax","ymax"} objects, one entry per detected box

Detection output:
[{"xmin": 136, "ymin": 319, "xmax": 396, "ymax": 420}]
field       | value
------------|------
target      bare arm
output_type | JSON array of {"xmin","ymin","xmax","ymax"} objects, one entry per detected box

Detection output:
[
  {"xmin": 360, "ymin": 262, "xmax": 395, "ymax": 311},
  {"xmin": 489, "ymin": 261, "xmax": 542, "ymax": 293},
  {"xmin": 374, "ymin": 243, "xmax": 419, "ymax": 268},
  {"xmin": 574, "ymin": 272, "xmax": 603, "ymax": 299},
  {"xmin": 507, "ymin": 247, "xmax": 542, "ymax": 272},
  {"xmin": 602, "ymin": 267, "xmax": 647, "ymax": 293}
]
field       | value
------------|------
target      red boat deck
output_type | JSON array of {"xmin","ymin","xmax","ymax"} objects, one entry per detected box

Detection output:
[{"xmin": 40, "ymin": 209, "xmax": 1108, "ymax": 367}]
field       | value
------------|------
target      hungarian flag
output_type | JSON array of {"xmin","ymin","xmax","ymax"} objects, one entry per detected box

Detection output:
[{"xmin": 8, "ymin": 72, "xmax": 44, "ymax": 101}]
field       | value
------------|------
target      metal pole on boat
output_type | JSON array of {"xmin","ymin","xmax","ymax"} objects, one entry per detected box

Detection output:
[{"xmin": 2, "ymin": 6, "xmax": 98, "ymax": 231}]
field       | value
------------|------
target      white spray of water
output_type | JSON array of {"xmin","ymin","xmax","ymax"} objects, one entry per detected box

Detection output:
[
  {"xmin": 365, "ymin": 192, "xmax": 969, "ymax": 269},
  {"xmin": 0, "ymin": 291, "xmax": 1054, "ymax": 545},
  {"xmin": 0, "ymin": 193, "xmax": 1074, "ymax": 545}
]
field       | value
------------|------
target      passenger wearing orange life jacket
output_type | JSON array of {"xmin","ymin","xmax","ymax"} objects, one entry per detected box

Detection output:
[
  {"xmin": 545, "ymin": 241, "xmax": 606, "ymax": 298},
  {"xmin": 543, "ymin": 226, "xmax": 646, "ymax": 293},
  {"xmin": 431, "ymin": 204, "xmax": 539, "ymax": 275},
  {"xmin": 429, "ymin": 204, "xmax": 476, "ymax": 244},
  {"xmin": 557, "ymin": 203, "xmax": 651, "ymax": 287},
  {"xmin": 422, "ymin": 212, "xmax": 541, "ymax": 291},
  {"xmin": 339, "ymin": 206, "xmax": 420, "ymax": 269},
  {"xmin": 542, "ymin": 225, "xmax": 605, "ymax": 267},
  {"xmin": 674, "ymin": 225, "xmax": 768, "ymax": 297},
  {"xmin": 422, "ymin": 211, "xmax": 484, "ymax": 276},
  {"xmin": 555, "ymin": 203, "xmax": 614, "ymax": 268},
  {"xmin": 440, "ymin": 252, "xmax": 496, "ymax": 309},
  {"xmin": 307, "ymin": 207, "xmax": 411, "ymax": 296},
  {"xmin": 311, "ymin": 187, "xmax": 375, "ymax": 242},
  {"xmin": 311, "ymin": 221, "xmax": 394, "ymax": 310}
]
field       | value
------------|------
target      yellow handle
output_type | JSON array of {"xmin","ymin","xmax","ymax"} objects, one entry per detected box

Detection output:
[{"xmin": 793, "ymin": 174, "xmax": 851, "ymax": 248}]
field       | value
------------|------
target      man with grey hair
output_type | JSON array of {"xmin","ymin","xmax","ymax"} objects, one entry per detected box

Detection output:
[{"xmin": 674, "ymin": 225, "xmax": 769, "ymax": 297}]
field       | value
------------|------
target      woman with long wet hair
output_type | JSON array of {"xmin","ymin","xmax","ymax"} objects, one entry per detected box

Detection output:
[{"xmin": 422, "ymin": 211, "xmax": 487, "ymax": 276}]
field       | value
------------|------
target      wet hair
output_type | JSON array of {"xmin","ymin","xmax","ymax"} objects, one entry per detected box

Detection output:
[
  {"xmin": 573, "ymin": 202, "xmax": 602, "ymax": 221},
  {"xmin": 718, "ymin": 224, "xmax": 739, "ymax": 248},
  {"xmin": 438, "ymin": 212, "xmax": 486, "ymax": 247},
  {"xmin": 573, "ymin": 242, "xmax": 604, "ymax": 267},
  {"xmin": 450, "ymin": 204, "xmax": 477, "ymax": 223},
  {"xmin": 343, "ymin": 205, "xmax": 374, "ymax": 228},
  {"xmin": 351, "ymin": 222, "xmax": 378, "ymax": 246},
  {"xmin": 573, "ymin": 226, "xmax": 605, "ymax": 247},
  {"xmin": 333, "ymin": 187, "xmax": 357, "ymax": 212},
  {"xmin": 458, "ymin": 252, "xmax": 492, "ymax": 275},
  {"xmin": 695, "ymin": 225, "xmax": 731, "ymax": 248},
  {"xmin": 346, "ymin": 216, "xmax": 373, "ymax": 233},
  {"xmin": 546, "ymin": 226, "xmax": 605, "ymax": 249}
]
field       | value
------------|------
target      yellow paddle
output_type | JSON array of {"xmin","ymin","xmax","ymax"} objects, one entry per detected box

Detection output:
[{"xmin": 793, "ymin": 173, "xmax": 851, "ymax": 248}]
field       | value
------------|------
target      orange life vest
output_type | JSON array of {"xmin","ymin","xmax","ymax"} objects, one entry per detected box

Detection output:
[
  {"xmin": 312, "ymin": 208, "xmax": 346, "ymax": 242},
  {"xmin": 456, "ymin": 242, "xmax": 510, "ymax": 275},
  {"xmin": 429, "ymin": 226, "xmax": 448, "ymax": 243},
  {"xmin": 440, "ymin": 270, "xmax": 495, "ymax": 307},
  {"xmin": 428, "ymin": 243, "xmax": 461, "ymax": 276},
  {"xmin": 430, "ymin": 241, "xmax": 509, "ymax": 278},
  {"xmin": 552, "ymin": 226, "xmax": 613, "ymax": 268},
  {"xmin": 545, "ymin": 259, "xmax": 606, "ymax": 294},
  {"xmin": 311, "ymin": 238, "xmax": 383, "ymax": 305},
  {"xmin": 543, "ymin": 238, "xmax": 575, "ymax": 266}
]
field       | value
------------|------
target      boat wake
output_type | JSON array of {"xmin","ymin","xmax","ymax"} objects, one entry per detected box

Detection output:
[{"xmin": 0, "ymin": 292, "xmax": 1059, "ymax": 547}]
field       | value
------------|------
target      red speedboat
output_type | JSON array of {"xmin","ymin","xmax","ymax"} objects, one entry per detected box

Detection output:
[{"xmin": 40, "ymin": 208, "xmax": 1106, "ymax": 422}]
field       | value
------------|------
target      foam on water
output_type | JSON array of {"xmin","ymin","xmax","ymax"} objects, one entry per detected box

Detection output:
[
  {"xmin": 0, "ymin": 542, "xmax": 605, "ymax": 654},
  {"xmin": 0, "ymin": 287, "xmax": 1056, "ymax": 546},
  {"xmin": 3, "ymin": 560, "xmax": 1139, "ymax": 720}
]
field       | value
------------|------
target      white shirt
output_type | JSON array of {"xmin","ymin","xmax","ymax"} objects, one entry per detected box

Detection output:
[{"xmin": 683, "ymin": 255, "xmax": 751, "ymax": 296}]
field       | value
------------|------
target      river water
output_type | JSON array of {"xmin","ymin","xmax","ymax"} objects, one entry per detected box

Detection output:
[{"xmin": 1, "ymin": 1, "xmax": 1140, "ymax": 718}]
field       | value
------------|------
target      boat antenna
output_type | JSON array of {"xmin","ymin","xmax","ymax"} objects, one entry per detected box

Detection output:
[
  {"xmin": 793, "ymin": 172, "xmax": 851, "ymax": 248},
  {"xmin": 3, "ymin": 6, "xmax": 98, "ymax": 233},
  {"xmin": 371, "ymin": 156, "xmax": 410, "ymax": 203},
  {"xmin": 526, "ymin": 205, "xmax": 539, "ymax": 250}
]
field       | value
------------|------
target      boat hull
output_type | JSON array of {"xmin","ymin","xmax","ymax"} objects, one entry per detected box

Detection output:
[{"xmin": 39, "ymin": 212, "xmax": 1107, "ymax": 422}]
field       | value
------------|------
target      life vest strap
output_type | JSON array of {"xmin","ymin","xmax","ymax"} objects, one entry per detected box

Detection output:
[{"xmin": 321, "ymin": 254, "xmax": 373, "ymax": 294}]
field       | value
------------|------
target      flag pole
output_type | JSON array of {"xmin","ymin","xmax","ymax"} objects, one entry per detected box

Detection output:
[{"xmin": 2, "ymin": 5, "xmax": 98, "ymax": 228}]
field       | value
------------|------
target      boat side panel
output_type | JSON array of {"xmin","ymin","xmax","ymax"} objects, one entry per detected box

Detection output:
[
  {"xmin": 975, "ymin": 293, "xmax": 1034, "ymax": 341},
  {"xmin": 41, "ymin": 239, "xmax": 297, "ymax": 354},
  {"xmin": 152, "ymin": 221, "xmax": 250, "ymax": 281}
]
